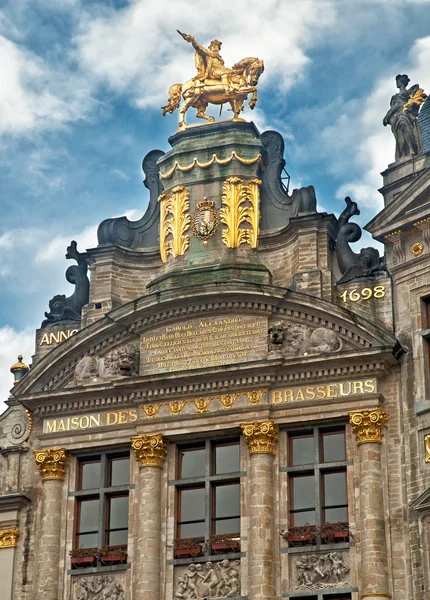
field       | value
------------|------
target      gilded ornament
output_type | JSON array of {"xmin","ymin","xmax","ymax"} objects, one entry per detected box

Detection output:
[
  {"xmin": 220, "ymin": 177, "xmax": 261, "ymax": 249},
  {"xmin": 244, "ymin": 389, "xmax": 266, "ymax": 405},
  {"xmin": 161, "ymin": 31, "xmax": 264, "ymax": 128},
  {"xmin": 402, "ymin": 87, "xmax": 427, "ymax": 112},
  {"xmin": 159, "ymin": 186, "xmax": 191, "ymax": 263},
  {"xmin": 191, "ymin": 198, "xmax": 219, "ymax": 244},
  {"xmin": 25, "ymin": 409, "xmax": 33, "ymax": 441},
  {"xmin": 193, "ymin": 397, "xmax": 212, "ymax": 413},
  {"xmin": 140, "ymin": 403, "xmax": 161, "ymax": 418},
  {"xmin": 218, "ymin": 393, "xmax": 239, "ymax": 409},
  {"xmin": 425, "ymin": 434, "xmax": 430, "ymax": 463},
  {"xmin": 168, "ymin": 400, "xmax": 187, "ymax": 415},
  {"xmin": 33, "ymin": 448, "xmax": 71, "ymax": 480},
  {"xmin": 131, "ymin": 434, "xmax": 168, "ymax": 468},
  {"xmin": 159, "ymin": 152, "xmax": 264, "ymax": 179},
  {"xmin": 241, "ymin": 420, "xmax": 279, "ymax": 455},
  {"xmin": 411, "ymin": 242, "xmax": 424, "ymax": 256},
  {"xmin": 0, "ymin": 528, "xmax": 19, "ymax": 549},
  {"xmin": 413, "ymin": 217, "xmax": 430, "ymax": 228},
  {"xmin": 349, "ymin": 408, "xmax": 388, "ymax": 444}
]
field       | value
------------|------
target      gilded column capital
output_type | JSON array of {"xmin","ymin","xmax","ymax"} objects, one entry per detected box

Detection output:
[
  {"xmin": 0, "ymin": 528, "xmax": 19, "ymax": 549},
  {"xmin": 33, "ymin": 448, "xmax": 71, "ymax": 480},
  {"xmin": 241, "ymin": 420, "xmax": 279, "ymax": 455},
  {"xmin": 349, "ymin": 408, "xmax": 388, "ymax": 444},
  {"xmin": 131, "ymin": 434, "xmax": 168, "ymax": 468}
]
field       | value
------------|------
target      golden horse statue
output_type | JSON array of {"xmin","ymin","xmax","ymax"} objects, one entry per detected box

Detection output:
[{"xmin": 162, "ymin": 31, "xmax": 264, "ymax": 128}]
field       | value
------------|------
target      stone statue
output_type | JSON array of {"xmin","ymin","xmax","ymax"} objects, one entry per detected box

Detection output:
[
  {"xmin": 74, "ymin": 575, "xmax": 124, "ymax": 600},
  {"xmin": 41, "ymin": 241, "xmax": 89, "ymax": 328},
  {"xmin": 295, "ymin": 552, "xmax": 349, "ymax": 590},
  {"xmin": 174, "ymin": 559, "xmax": 240, "ymax": 598},
  {"xmin": 383, "ymin": 74, "xmax": 427, "ymax": 161},
  {"xmin": 268, "ymin": 322, "xmax": 342, "ymax": 356},
  {"xmin": 162, "ymin": 31, "xmax": 264, "ymax": 127},
  {"xmin": 74, "ymin": 343, "xmax": 140, "ymax": 385},
  {"xmin": 336, "ymin": 197, "xmax": 386, "ymax": 284}
]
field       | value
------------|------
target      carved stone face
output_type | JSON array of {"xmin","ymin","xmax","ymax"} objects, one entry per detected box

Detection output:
[
  {"xmin": 268, "ymin": 324, "xmax": 285, "ymax": 345},
  {"xmin": 48, "ymin": 295, "xmax": 67, "ymax": 317}
]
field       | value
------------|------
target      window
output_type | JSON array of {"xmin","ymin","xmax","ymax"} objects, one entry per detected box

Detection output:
[
  {"xmin": 286, "ymin": 427, "xmax": 349, "ymax": 544},
  {"xmin": 175, "ymin": 440, "xmax": 240, "ymax": 556},
  {"xmin": 75, "ymin": 452, "xmax": 130, "ymax": 551}
]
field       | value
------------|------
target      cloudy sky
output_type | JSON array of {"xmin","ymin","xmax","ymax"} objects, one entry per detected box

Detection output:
[{"xmin": 1, "ymin": 0, "xmax": 430, "ymax": 406}]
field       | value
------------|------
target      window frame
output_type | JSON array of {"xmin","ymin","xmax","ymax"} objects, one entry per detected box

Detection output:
[
  {"xmin": 285, "ymin": 426, "xmax": 350, "ymax": 539},
  {"xmin": 74, "ymin": 450, "xmax": 131, "ymax": 551},
  {"xmin": 174, "ymin": 438, "xmax": 241, "ymax": 554}
]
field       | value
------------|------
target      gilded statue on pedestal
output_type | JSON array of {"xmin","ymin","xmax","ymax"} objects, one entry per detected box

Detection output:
[
  {"xmin": 162, "ymin": 31, "xmax": 264, "ymax": 128},
  {"xmin": 383, "ymin": 74, "xmax": 427, "ymax": 161}
]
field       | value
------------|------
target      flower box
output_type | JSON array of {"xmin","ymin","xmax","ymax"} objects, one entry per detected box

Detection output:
[
  {"xmin": 100, "ymin": 551, "xmax": 128, "ymax": 564},
  {"xmin": 211, "ymin": 541, "xmax": 240, "ymax": 554},
  {"xmin": 70, "ymin": 555, "xmax": 97, "ymax": 568},
  {"xmin": 174, "ymin": 545, "xmax": 203, "ymax": 558}
]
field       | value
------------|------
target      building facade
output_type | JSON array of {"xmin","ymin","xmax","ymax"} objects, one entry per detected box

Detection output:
[{"xmin": 1, "ymin": 74, "xmax": 430, "ymax": 600}]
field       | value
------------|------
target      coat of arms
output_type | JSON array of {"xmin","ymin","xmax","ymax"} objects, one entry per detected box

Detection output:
[{"xmin": 191, "ymin": 199, "xmax": 220, "ymax": 244}]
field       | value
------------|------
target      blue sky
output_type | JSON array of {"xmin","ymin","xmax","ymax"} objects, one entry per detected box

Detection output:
[{"xmin": 1, "ymin": 0, "xmax": 430, "ymax": 404}]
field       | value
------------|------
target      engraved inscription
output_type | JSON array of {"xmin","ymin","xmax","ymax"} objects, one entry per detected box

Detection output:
[{"xmin": 141, "ymin": 316, "xmax": 267, "ymax": 374}]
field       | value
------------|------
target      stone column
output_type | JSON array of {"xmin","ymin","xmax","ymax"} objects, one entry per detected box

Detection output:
[
  {"xmin": 1, "ymin": 447, "xmax": 25, "ymax": 493},
  {"xmin": 131, "ymin": 434, "xmax": 168, "ymax": 600},
  {"xmin": 241, "ymin": 420, "xmax": 278, "ymax": 600},
  {"xmin": 349, "ymin": 408, "xmax": 391, "ymax": 600},
  {"xmin": 33, "ymin": 448, "xmax": 70, "ymax": 600},
  {"xmin": 0, "ymin": 528, "xmax": 19, "ymax": 600}
]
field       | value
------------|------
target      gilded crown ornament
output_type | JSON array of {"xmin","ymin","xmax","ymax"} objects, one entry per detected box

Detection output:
[
  {"xmin": 161, "ymin": 30, "xmax": 264, "ymax": 128},
  {"xmin": 241, "ymin": 420, "xmax": 279, "ymax": 455},
  {"xmin": 0, "ymin": 528, "xmax": 19, "ymax": 549},
  {"xmin": 131, "ymin": 434, "xmax": 168, "ymax": 468},
  {"xmin": 349, "ymin": 408, "xmax": 388, "ymax": 444},
  {"xmin": 10, "ymin": 355, "xmax": 29, "ymax": 383},
  {"xmin": 33, "ymin": 448, "xmax": 71, "ymax": 480}
]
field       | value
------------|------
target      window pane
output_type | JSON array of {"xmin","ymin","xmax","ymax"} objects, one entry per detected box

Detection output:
[
  {"xmin": 323, "ymin": 472, "xmax": 347, "ymax": 506},
  {"xmin": 110, "ymin": 457, "xmax": 130, "ymax": 486},
  {"xmin": 291, "ymin": 436, "xmax": 314, "ymax": 465},
  {"xmin": 180, "ymin": 448, "xmax": 205, "ymax": 478},
  {"xmin": 215, "ymin": 484, "xmax": 240, "ymax": 518},
  {"xmin": 180, "ymin": 522, "xmax": 205, "ymax": 538},
  {"xmin": 179, "ymin": 488, "xmax": 205, "ymax": 522},
  {"xmin": 78, "ymin": 499, "xmax": 99, "ymax": 532},
  {"xmin": 80, "ymin": 461, "xmax": 101, "ymax": 490},
  {"xmin": 292, "ymin": 475, "xmax": 315, "ymax": 510},
  {"xmin": 109, "ymin": 529, "xmax": 128, "ymax": 546},
  {"xmin": 215, "ymin": 443, "xmax": 240, "ymax": 474},
  {"xmin": 322, "ymin": 432, "xmax": 345, "ymax": 462},
  {"xmin": 325, "ymin": 507, "xmax": 348, "ymax": 522},
  {"xmin": 293, "ymin": 510, "xmax": 316, "ymax": 526},
  {"xmin": 77, "ymin": 533, "xmax": 98, "ymax": 549},
  {"xmin": 215, "ymin": 517, "xmax": 240, "ymax": 534},
  {"xmin": 109, "ymin": 496, "xmax": 129, "ymax": 529}
]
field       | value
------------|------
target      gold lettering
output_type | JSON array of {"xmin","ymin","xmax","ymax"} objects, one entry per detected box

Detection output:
[
  {"xmin": 128, "ymin": 409, "xmax": 138, "ymax": 422},
  {"xmin": 49, "ymin": 332, "xmax": 60, "ymax": 344},
  {"xmin": 79, "ymin": 416, "xmax": 90, "ymax": 429},
  {"xmin": 284, "ymin": 389, "xmax": 294, "ymax": 403},
  {"xmin": 70, "ymin": 417, "xmax": 80, "ymax": 430},
  {"xmin": 364, "ymin": 379, "xmax": 376, "ymax": 393},
  {"xmin": 339, "ymin": 381, "xmax": 352, "ymax": 396},
  {"xmin": 89, "ymin": 415, "xmax": 100, "ymax": 428},
  {"xmin": 326, "ymin": 384, "xmax": 338, "ymax": 398},
  {"xmin": 59, "ymin": 331, "xmax": 68, "ymax": 342},
  {"xmin": 107, "ymin": 412, "xmax": 118, "ymax": 425},
  {"xmin": 316, "ymin": 385, "xmax": 326, "ymax": 399},
  {"xmin": 353, "ymin": 381, "xmax": 364, "ymax": 395},
  {"xmin": 271, "ymin": 391, "xmax": 283, "ymax": 404},
  {"xmin": 296, "ymin": 389, "xmax": 305, "ymax": 401},
  {"xmin": 40, "ymin": 333, "xmax": 50, "ymax": 346},
  {"xmin": 305, "ymin": 387, "xmax": 316, "ymax": 400},
  {"xmin": 45, "ymin": 420, "xmax": 57, "ymax": 433},
  {"xmin": 57, "ymin": 420, "xmax": 65, "ymax": 431},
  {"xmin": 118, "ymin": 411, "xmax": 128, "ymax": 424}
]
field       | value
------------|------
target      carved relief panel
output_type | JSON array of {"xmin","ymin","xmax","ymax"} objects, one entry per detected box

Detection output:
[{"xmin": 174, "ymin": 559, "xmax": 241, "ymax": 599}]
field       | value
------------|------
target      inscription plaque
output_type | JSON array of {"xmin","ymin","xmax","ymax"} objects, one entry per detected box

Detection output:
[{"xmin": 140, "ymin": 315, "xmax": 267, "ymax": 374}]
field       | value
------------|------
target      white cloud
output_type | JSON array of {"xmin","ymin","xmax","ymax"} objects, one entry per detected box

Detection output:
[
  {"xmin": 74, "ymin": 0, "xmax": 337, "ymax": 110},
  {"xmin": 0, "ymin": 35, "xmax": 98, "ymax": 135}
]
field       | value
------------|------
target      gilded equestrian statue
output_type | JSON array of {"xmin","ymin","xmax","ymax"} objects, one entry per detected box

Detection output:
[{"xmin": 162, "ymin": 31, "xmax": 264, "ymax": 128}]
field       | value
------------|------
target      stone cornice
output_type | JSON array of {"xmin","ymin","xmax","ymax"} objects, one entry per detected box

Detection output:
[{"xmin": 0, "ymin": 494, "xmax": 31, "ymax": 513}]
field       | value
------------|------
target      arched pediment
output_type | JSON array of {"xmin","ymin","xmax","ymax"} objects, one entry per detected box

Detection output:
[{"xmin": 13, "ymin": 281, "xmax": 401, "ymax": 400}]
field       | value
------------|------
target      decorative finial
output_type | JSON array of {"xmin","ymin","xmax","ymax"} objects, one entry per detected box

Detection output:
[{"xmin": 10, "ymin": 355, "xmax": 29, "ymax": 383}]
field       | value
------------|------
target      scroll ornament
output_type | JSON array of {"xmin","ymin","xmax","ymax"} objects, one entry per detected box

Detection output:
[
  {"xmin": 159, "ymin": 185, "xmax": 191, "ymax": 263},
  {"xmin": 0, "ymin": 528, "xmax": 19, "ymax": 549},
  {"xmin": 425, "ymin": 434, "xmax": 430, "ymax": 463},
  {"xmin": 33, "ymin": 448, "xmax": 71, "ymax": 480},
  {"xmin": 349, "ymin": 408, "xmax": 388, "ymax": 444},
  {"xmin": 131, "ymin": 434, "xmax": 168, "ymax": 468},
  {"xmin": 241, "ymin": 420, "xmax": 278, "ymax": 455},
  {"xmin": 220, "ymin": 177, "xmax": 261, "ymax": 249}
]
